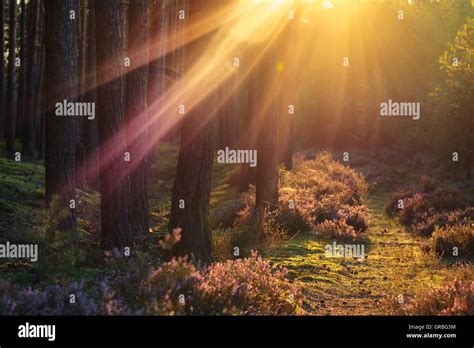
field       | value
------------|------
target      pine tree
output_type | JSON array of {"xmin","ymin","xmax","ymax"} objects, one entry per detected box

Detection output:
[
  {"xmin": 125, "ymin": 0, "xmax": 150, "ymax": 237},
  {"xmin": 44, "ymin": 0, "xmax": 80, "ymax": 232},
  {"xmin": 23, "ymin": 0, "xmax": 41, "ymax": 159},
  {"xmin": 5, "ymin": 0, "xmax": 18, "ymax": 158},
  {"xmin": 95, "ymin": 0, "xmax": 132, "ymax": 250},
  {"xmin": 0, "ymin": 0, "xmax": 5, "ymax": 138},
  {"xmin": 168, "ymin": 0, "xmax": 215, "ymax": 264}
]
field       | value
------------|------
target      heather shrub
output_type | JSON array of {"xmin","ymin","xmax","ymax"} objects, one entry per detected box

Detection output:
[
  {"xmin": 147, "ymin": 256, "xmax": 202, "ymax": 315},
  {"xmin": 0, "ymin": 279, "xmax": 128, "ymax": 315},
  {"xmin": 385, "ymin": 186, "xmax": 417, "ymax": 216},
  {"xmin": 430, "ymin": 224, "xmax": 474, "ymax": 259},
  {"xmin": 316, "ymin": 219, "xmax": 365, "ymax": 242},
  {"xmin": 398, "ymin": 193, "xmax": 430, "ymax": 226},
  {"xmin": 219, "ymin": 205, "xmax": 290, "ymax": 252},
  {"xmin": 337, "ymin": 205, "xmax": 369, "ymax": 232},
  {"xmin": 0, "ymin": 226, "xmax": 302, "ymax": 315},
  {"xmin": 415, "ymin": 208, "xmax": 473, "ymax": 236},
  {"xmin": 276, "ymin": 188, "xmax": 311, "ymax": 234},
  {"xmin": 145, "ymin": 249, "xmax": 302, "ymax": 315},
  {"xmin": 276, "ymin": 153, "xmax": 368, "ymax": 239},
  {"xmin": 386, "ymin": 277, "xmax": 474, "ymax": 315},
  {"xmin": 195, "ymin": 252, "xmax": 302, "ymax": 315},
  {"xmin": 386, "ymin": 185, "xmax": 472, "ymax": 237}
]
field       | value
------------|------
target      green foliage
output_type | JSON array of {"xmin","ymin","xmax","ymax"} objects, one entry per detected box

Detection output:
[{"xmin": 428, "ymin": 17, "xmax": 474, "ymax": 175}]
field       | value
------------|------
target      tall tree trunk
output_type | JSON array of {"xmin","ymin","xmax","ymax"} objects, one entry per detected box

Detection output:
[
  {"xmin": 238, "ymin": 45, "xmax": 258, "ymax": 192},
  {"xmin": 5, "ymin": 0, "xmax": 18, "ymax": 158},
  {"xmin": 17, "ymin": 0, "xmax": 27, "ymax": 146},
  {"xmin": 147, "ymin": 0, "xmax": 162, "ymax": 160},
  {"xmin": 23, "ymin": 0, "xmax": 41, "ymax": 159},
  {"xmin": 95, "ymin": 0, "xmax": 132, "ymax": 250},
  {"xmin": 278, "ymin": 17, "xmax": 298, "ymax": 171},
  {"xmin": 169, "ymin": 98, "xmax": 215, "ymax": 264},
  {"xmin": 0, "ymin": 0, "xmax": 5, "ymax": 138},
  {"xmin": 256, "ymin": 43, "xmax": 281, "ymax": 238},
  {"xmin": 75, "ymin": 0, "xmax": 87, "ymax": 190},
  {"xmin": 217, "ymin": 43, "xmax": 239, "ymax": 150},
  {"xmin": 125, "ymin": 0, "xmax": 150, "ymax": 237},
  {"xmin": 77, "ymin": 0, "xmax": 99, "ymax": 189},
  {"xmin": 169, "ymin": 0, "xmax": 215, "ymax": 265},
  {"xmin": 35, "ymin": 31, "xmax": 45, "ymax": 161},
  {"xmin": 44, "ymin": 0, "xmax": 80, "ymax": 231}
]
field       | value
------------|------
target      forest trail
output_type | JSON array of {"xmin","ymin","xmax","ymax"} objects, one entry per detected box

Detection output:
[{"xmin": 267, "ymin": 191, "xmax": 461, "ymax": 315}]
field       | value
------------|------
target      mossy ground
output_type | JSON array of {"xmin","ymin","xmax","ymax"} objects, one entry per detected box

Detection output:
[{"xmin": 267, "ymin": 192, "xmax": 474, "ymax": 315}]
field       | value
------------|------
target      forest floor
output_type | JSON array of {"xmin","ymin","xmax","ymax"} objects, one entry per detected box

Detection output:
[
  {"xmin": 267, "ymin": 192, "xmax": 473, "ymax": 315},
  {"xmin": 1, "ymin": 142, "xmax": 472, "ymax": 315}
]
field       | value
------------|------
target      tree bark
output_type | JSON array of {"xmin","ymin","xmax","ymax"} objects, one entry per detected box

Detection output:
[
  {"xmin": 35, "ymin": 36, "xmax": 45, "ymax": 161},
  {"xmin": 125, "ymin": 0, "xmax": 150, "ymax": 237},
  {"xmin": 5, "ymin": 0, "xmax": 18, "ymax": 158},
  {"xmin": 17, "ymin": 0, "xmax": 27, "ymax": 147},
  {"xmin": 23, "ymin": 0, "xmax": 41, "ymax": 159},
  {"xmin": 44, "ymin": 0, "xmax": 80, "ymax": 232},
  {"xmin": 169, "ymin": 0, "xmax": 215, "ymax": 265},
  {"xmin": 238, "ymin": 45, "xmax": 258, "ymax": 192},
  {"xmin": 76, "ymin": 0, "xmax": 99, "ymax": 191},
  {"xmin": 0, "ymin": 0, "xmax": 5, "ymax": 138},
  {"xmin": 256, "ymin": 43, "xmax": 281, "ymax": 238},
  {"xmin": 95, "ymin": 0, "xmax": 132, "ymax": 250},
  {"xmin": 79, "ymin": 0, "xmax": 99, "ymax": 190},
  {"xmin": 278, "ymin": 18, "xmax": 298, "ymax": 171},
  {"xmin": 169, "ymin": 98, "xmax": 215, "ymax": 265}
]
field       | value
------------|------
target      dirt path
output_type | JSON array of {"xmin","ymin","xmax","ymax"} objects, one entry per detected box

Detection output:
[{"xmin": 267, "ymin": 192, "xmax": 466, "ymax": 315}]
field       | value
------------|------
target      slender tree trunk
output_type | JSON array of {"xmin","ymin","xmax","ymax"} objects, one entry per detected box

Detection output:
[
  {"xmin": 17, "ymin": 0, "xmax": 27, "ymax": 145},
  {"xmin": 44, "ymin": 0, "xmax": 80, "ymax": 231},
  {"xmin": 75, "ymin": 0, "xmax": 99, "ymax": 189},
  {"xmin": 238, "ymin": 45, "xmax": 258, "ymax": 192},
  {"xmin": 0, "ymin": 0, "xmax": 5, "ymax": 138},
  {"xmin": 217, "ymin": 56, "xmax": 239, "ymax": 150},
  {"xmin": 256, "ymin": 43, "xmax": 281, "ymax": 238},
  {"xmin": 95, "ymin": 0, "xmax": 132, "ymax": 250},
  {"xmin": 5, "ymin": 0, "xmax": 18, "ymax": 158},
  {"xmin": 278, "ymin": 17, "xmax": 298, "ymax": 171},
  {"xmin": 125, "ymin": 0, "xmax": 150, "ymax": 237},
  {"xmin": 146, "ymin": 0, "xmax": 161, "ymax": 160},
  {"xmin": 75, "ymin": 0, "xmax": 87, "ymax": 190},
  {"xmin": 23, "ymin": 0, "xmax": 41, "ymax": 159},
  {"xmin": 35, "ymin": 32, "xmax": 45, "ymax": 161}
]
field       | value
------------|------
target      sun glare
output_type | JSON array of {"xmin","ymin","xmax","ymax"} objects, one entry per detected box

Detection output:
[{"xmin": 323, "ymin": 1, "xmax": 334, "ymax": 9}]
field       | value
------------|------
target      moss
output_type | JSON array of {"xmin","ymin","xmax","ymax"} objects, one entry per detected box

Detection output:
[{"xmin": 0, "ymin": 154, "xmax": 45, "ymax": 243}]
